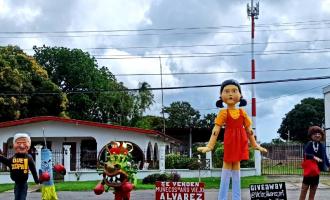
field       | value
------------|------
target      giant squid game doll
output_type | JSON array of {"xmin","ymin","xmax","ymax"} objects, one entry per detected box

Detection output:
[
  {"xmin": 197, "ymin": 79, "xmax": 267, "ymax": 200},
  {"xmin": 94, "ymin": 141, "xmax": 137, "ymax": 200}
]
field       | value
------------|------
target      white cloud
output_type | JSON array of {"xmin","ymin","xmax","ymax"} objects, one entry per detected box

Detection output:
[
  {"xmin": 0, "ymin": 1, "xmax": 41, "ymax": 24},
  {"xmin": 98, "ymin": 49, "xmax": 181, "ymax": 91},
  {"xmin": 321, "ymin": 0, "xmax": 330, "ymax": 13},
  {"xmin": 71, "ymin": 0, "xmax": 152, "ymax": 30}
]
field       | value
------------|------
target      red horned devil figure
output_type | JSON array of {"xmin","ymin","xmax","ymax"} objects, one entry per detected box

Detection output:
[{"xmin": 94, "ymin": 141, "xmax": 137, "ymax": 200}]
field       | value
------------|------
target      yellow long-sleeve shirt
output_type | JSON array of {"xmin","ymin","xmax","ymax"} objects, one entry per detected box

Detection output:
[{"xmin": 214, "ymin": 108, "xmax": 252, "ymax": 131}]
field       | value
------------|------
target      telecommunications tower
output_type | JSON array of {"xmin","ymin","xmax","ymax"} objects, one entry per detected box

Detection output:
[
  {"xmin": 247, "ymin": 0, "xmax": 259, "ymax": 138},
  {"xmin": 247, "ymin": 0, "xmax": 261, "ymax": 175}
]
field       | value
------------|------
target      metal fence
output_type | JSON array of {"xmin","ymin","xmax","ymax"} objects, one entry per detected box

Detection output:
[
  {"xmin": 54, "ymin": 150, "xmax": 97, "ymax": 171},
  {"xmin": 262, "ymin": 143, "xmax": 330, "ymax": 175},
  {"xmin": 77, "ymin": 150, "xmax": 97, "ymax": 170},
  {"xmin": 0, "ymin": 150, "xmax": 97, "ymax": 174},
  {"xmin": 3, "ymin": 144, "xmax": 329, "ymax": 174}
]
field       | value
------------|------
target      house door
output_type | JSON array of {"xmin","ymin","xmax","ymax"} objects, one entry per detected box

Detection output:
[{"xmin": 63, "ymin": 142, "xmax": 76, "ymax": 171}]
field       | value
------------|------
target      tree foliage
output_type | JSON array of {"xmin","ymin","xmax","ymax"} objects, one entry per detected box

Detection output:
[
  {"xmin": 33, "ymin": 46, "xmax": 154, "ymax": 125},
  {"xmin": 198, "ymin": 113, "xmax": 217, "ymax": 128},
  {"xmin": 0, "ymin": 46, "xmax": 68, "ymax": 121},
  {"xmin": 130, "ymin": 82, "xmax": 154, "ymax": 126},
  {"xmin": 277, "ymin": 97, "xmax": 324, "ymax": 143},
  {"xmin": 163, "ymin": 101, "xmax": 201, "ymax": 128},
  {"xmin": 134, "ymin": 115, "xmax": 164, "ymax": 130}
]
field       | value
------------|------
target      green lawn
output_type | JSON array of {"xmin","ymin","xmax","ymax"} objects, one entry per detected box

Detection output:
[
  {"xmin": 262, "ymin": 165, "xmax": 303, "ymax": 175},
  {"xmin": 0, "ymin": 176, "xmax": 269, "ymax": 193},
  {"xmin": 0, "ymin": 183, "xmax": 14, "ymax": 193},
  {"xmin": 0, "ymin": 182, "xmax": 39, "ymax": 193}
]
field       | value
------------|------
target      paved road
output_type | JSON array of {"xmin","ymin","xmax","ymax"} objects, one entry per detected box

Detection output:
[
  {"xmin": 1, "ymin": 188, "xmax": 330, "ymax": 200},
  {"xmin": 1, "ymin": 176, "xmax": 330, "ymax": 199}
]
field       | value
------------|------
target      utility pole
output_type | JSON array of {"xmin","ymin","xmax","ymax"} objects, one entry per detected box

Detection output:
[
  {"xmin": 189, "ymin": 126, "xmax": 192, "ymax": 158},
  {"xmin": 247, "ymin": 0, "xmax": 261, "ymax": 175},
  {"xmin": 159, "ymin": 57, "xmax": 167, "ymax": 172},
  {"xmin": 159, "ymin": 57, "xmax": 166, "ymax": 136}
]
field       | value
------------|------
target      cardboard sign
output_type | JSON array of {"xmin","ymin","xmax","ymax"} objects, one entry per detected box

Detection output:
[
  {"xmin": 249, "ymin": 182, "xmax": 287, "ymax": 200},
  {"xmin": 155, "ymin": 181, "xmax": 205, "ymax": 200}
]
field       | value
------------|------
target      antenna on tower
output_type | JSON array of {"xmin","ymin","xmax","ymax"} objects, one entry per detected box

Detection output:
[{"xmin": 247, "ymin": 1, "xmax": 259, "ymax": 19}]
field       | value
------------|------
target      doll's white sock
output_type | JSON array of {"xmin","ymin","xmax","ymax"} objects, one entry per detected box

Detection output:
[
  {"xmin": 231, "ymin": 170, "xmax": 241, "ymax": 200},
  {"xmin": 218, "ymin": 169, "xmax": 232, "ymax": 200}
]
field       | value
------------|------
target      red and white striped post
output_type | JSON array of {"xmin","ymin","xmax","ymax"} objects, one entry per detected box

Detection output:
[{"xmin": 247, "ymin": 0, "xmax": 261, "ymax": 175}]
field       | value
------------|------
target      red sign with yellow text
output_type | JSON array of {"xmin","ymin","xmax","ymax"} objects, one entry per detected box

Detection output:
[{"xmin": 155, "ymin": 181, "xmax": 204, "ymax": 200}]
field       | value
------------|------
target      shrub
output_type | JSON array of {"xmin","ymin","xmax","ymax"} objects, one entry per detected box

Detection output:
[
  {"xmin": 213, "ymin": 142, "xmax": 224, "ymax": 168},
  {"xmin": 192, "ymin": 142, "xmax": 206, "ymax": 159},
  {"xmin": 212, "ymin": 142, "xmax": 255, "ymax": 168},
  {"xmin": 142, "ymin": 173, "xmax": 161, "ymax": 184},
  {"xmin": 142, "ymin": 172, "xmax": 182, "ymax": 184},
  {"xmin": 165, "ymin": 153, "xmax": 200, "ymax": 169},
  {"xmin": 169, "ymin": 172, "xmax": 181, "ymax": 182}
]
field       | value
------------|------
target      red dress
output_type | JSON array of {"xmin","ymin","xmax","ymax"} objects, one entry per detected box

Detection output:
[{"xmin": 223, "ymin": 109, "xmax": 249, "ymax": 162}]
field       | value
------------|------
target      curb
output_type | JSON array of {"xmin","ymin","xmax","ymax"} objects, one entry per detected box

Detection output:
[{"xmin": 5, "ymin": 184, "xmax": 41, "ymax": 193}]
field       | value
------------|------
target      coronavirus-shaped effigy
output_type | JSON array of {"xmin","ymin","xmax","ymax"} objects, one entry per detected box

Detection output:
[{"xmin": 94, "ymin": 141, "xmax": 137, "ymax": 200}]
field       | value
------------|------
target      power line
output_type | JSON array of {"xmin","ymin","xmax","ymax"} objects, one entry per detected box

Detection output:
[
  {"xmin": 94, "ymin": 48, "xmax": 330, "ymax": 59},
  {"xmin": 1, "ymin": 75, "xmax": 329, "ymax": 96},
  {"xmin": 1, "ymin": 25, "xmax": 330, "ymax": 39},
  {"xmin": 114, "ymin": 66, "xmax": 330, "ymax": 76},
  {"xmin": 92, "ymin": 46, "xmax": 330, "ymax": 58},
  {"xmin": 1, "ymin": 19, "xmax": 330, "ymax": 35},
  {"xmin": 20, "ymin": 38, "xmax": 330, "ymax": 51},
  {"xmin": 257, "ymin": 83, "xmax": 329, "ymax": 104},
  {"xmin": 140, "ymin": 75, "xmax": 330, "ymax": 90}
]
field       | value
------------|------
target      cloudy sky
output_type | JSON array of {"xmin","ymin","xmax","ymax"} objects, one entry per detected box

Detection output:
[{"xmin": 1, "ymin": 0, "xmax": 330, "ymax": 142}]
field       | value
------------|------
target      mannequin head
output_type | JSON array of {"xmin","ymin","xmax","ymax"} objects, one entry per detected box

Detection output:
[
  {"xmin": 216, "ymin": 79, "xmax": 247, "ymax": 108},
  {"xmin": 13, "ymin": 133, "xmax": 31, "ymax": 154},
  {"xmin": 308, "ymin": 126, "xmax": 324, "ymax": 142}
]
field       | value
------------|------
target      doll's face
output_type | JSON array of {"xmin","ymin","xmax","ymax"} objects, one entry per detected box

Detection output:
[
  {"xmin": 221, "ymin": 85, "xmax": 241, "ymax": 106},
  {"xmin": 13, "ymin": 138, "xmax": 30, "ymax": 154},
  {"xmin": 311, "ymin": 132, "xmax": 322, "ymax": 142}
]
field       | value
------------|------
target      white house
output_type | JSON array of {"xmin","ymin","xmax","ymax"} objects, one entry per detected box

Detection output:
[
  {"xmin": 0, "ymin": 116, "xmax": 180, "ymax": 172},
  {"xmin": 0, "ymin": 116, "xmax": 259, "ymax": 183}
]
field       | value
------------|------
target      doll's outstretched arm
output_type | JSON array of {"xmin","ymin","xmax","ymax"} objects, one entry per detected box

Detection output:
[
  {"xmin": 243, "ymin": 110, "xmax": 267, "ymax": 153},
  {"xmin": 197, "ymin": 125, "xmax": 220, "ymax": 153},
  {"xmin": 197, "ymin": 110, "xmax": 226, "ymax": 153},
  {"xmin": 247, "ymin": 129, "xmax": 267, "ymax": 153}
]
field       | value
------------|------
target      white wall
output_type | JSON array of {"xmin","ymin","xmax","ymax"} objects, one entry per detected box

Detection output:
[
  {"xmin": 0, "ymin": 120, "xmax": 170, "ymax": 175},
  {"xmin": 0, "ymin": 172, "xmax": 37, "ymax": 184},
  {"xmin": 0, "ymin": 121, "xmax": 169, "ymax": 155}
]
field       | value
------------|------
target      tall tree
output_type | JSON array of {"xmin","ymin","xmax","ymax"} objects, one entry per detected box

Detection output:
[
  {"xmin": 163, "ymin": 101, "xmax": 201, "ymax": 128},
  {"xmin": 33, "ymin": 46, "xmax": 154, "ymax": 125},
  {"xmin": 199, "ymin": 113, "xmax": 217, "ymax": 128},
  {"xmin": 0, "ymin": 46, "xmax": 68, "ymax": 121},
  {"xmin": 130, "ymin": 82, "xmax": 154, "ymax": 126},
  {"xmin": 277, "ymin": 97, "xmax": 324, "ymax": 143}
]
